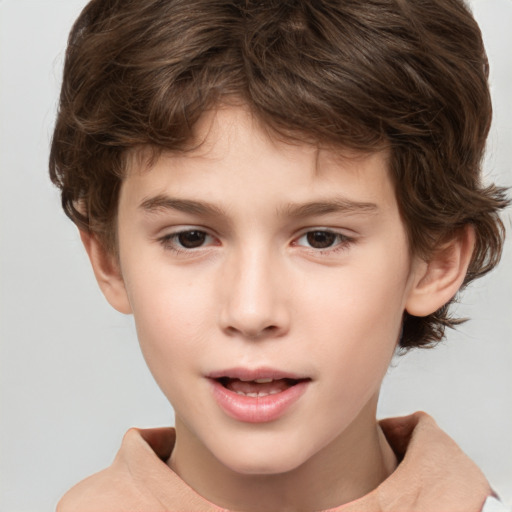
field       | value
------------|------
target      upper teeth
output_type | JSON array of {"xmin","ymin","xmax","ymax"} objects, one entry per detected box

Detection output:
[
  {"xmin": 236, "ymin": 390, "xmax": 281, "ymax": 397},
  {"xmin": 239, "ymin": 377, "xmax": 274, "ymax": 383}
]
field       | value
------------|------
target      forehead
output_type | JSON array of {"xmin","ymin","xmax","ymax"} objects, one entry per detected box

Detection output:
[{"xmin": 122, "ymin": 106, "xmax": 395, "ymax": 216}]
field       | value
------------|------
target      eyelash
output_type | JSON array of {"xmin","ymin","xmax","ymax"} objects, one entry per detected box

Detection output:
[
  {"xmin": 158, "ymin": 228, "xmax": 354, "ymax": 255},
  {"xmin": 293, "ymin": 230, "xmax": 354, "ymax": 253},
  {"xmin": 158, "ymin": 229, "xmax": 217, "ymax": 254}
]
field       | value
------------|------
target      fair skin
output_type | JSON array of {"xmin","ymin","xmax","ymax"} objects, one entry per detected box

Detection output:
[{"xmin": 83, "ymin": 105, "xmax": 474, "ymax": 512}]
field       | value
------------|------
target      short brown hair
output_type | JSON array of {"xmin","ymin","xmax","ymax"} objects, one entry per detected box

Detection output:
[{"xmin": 49, "ymin": 0, "xmax": 509, "ymax": 349}]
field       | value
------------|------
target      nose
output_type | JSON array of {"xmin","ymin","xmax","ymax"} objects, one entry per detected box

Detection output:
[{"xmin": 218, "ymin": 247, "xmax": 290, "ymax": 340}]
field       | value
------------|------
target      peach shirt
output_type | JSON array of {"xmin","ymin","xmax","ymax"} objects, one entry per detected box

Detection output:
[{"xmin": 57, "ymin": 412, "xmax": 495, "ymax": 512}]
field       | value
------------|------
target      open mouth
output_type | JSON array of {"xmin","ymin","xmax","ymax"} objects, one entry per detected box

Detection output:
[
  {"xmin": 216, "ymin": 377, "xmax": 306, "ymax": 397},
  {"xmin": 208, "ymin": 371, "xmax": 312, "ymax": 422}
]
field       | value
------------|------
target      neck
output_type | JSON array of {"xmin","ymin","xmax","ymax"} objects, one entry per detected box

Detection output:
[{"xmin": 168, "ymin": 398, "xmax": 397, "ymax": 512}]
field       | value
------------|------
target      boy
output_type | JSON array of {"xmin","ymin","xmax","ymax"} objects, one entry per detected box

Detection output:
[{"xmin": 50, "ymin": 0, "xmax": 509, "ymax": 510}]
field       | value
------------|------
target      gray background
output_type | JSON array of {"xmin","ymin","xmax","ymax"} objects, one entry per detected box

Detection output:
[{"xmin": 0, "ymin": 0, "xmax": 511, "ymax": 510}]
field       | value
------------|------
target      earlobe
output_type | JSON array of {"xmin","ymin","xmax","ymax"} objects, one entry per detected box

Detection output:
[
  {"xmin": 405, "ymin": 225, "xmax": 476, "ymax": 317},
  {"xmin": 79, "ymin": 230, "xmax": 133, "ymax": 314}
]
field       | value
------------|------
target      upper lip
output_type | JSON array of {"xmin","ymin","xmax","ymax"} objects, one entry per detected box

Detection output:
[{"xmin": 206, "ymin": 367, "xmax": 310, "ymax": 381}]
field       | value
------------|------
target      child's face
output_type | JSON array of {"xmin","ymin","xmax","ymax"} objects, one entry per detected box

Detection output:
[{"xmin": 114, "ymin": 106, "xmax": 424, "ymax": 475}]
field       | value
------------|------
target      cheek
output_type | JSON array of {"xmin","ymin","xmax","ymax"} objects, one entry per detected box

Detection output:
[
  {"xmin": 299, "ymin": 257, "xmax": 409, "ymax": 382},
  {"xmin": 124, "ymin": 267, "xmax": 213, "ymax": 375},
  {"xmin": 300, "ymin": 256, "xmax": 409, "ymax": 335}
]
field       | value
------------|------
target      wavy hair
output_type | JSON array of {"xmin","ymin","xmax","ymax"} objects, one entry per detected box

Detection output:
[{"xmin": 50, "ymin": 0, "xmax": 509, "ymax": 349}]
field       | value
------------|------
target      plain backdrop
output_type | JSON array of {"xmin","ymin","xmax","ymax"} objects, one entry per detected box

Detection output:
[{"xmin": 0, "ymin": 0, "xmax": 511, "ymax": 510}]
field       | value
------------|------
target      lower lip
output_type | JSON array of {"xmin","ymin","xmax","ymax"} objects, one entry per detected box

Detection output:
[{"xmin": 209, "ymin": 379, "xmax": 310, "ymax": 423}]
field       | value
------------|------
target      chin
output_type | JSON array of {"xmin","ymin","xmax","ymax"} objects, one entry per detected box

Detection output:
[{"xmin": 214, "ymin": 442, "xmax": 310, "ymax": 476}]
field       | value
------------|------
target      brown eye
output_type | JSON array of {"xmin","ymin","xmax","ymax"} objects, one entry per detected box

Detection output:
[
  {"xmin": 177, "ymin": 230, "xmax": 207, "ymax": 248},
  {"xmin": 305, "ymin": 231, "xmax": 337, "ymax": 249}
]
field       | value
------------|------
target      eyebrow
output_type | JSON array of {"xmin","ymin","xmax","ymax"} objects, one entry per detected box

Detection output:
[
  {"xmin": 281, "ymin": 198, "xmax": 379, "ymax": 218},
  {"xmin": 139, "ymin": 195, "xmax": 379, "ymax": 219},
  {"xmin": 139, "ymin": 195, "xmax": 226, "ymax": 217}
]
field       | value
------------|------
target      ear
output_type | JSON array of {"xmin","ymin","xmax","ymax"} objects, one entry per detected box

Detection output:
[
  {"xmin": 79, "ymin": 230, "xmax": 132, "ymax": 314},
  {"xmin": 405, "ymin": 225, "xmax": 475, "ymax": 317}
]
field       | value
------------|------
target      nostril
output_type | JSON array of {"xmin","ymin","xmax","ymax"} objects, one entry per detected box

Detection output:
[
  {"xmin": 219, "ymin": 293, "xmax": 290, "ymax": 339},
  {"xmin": 224, "ymin": 324, "xmax": 279, "ymax": 339}
]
